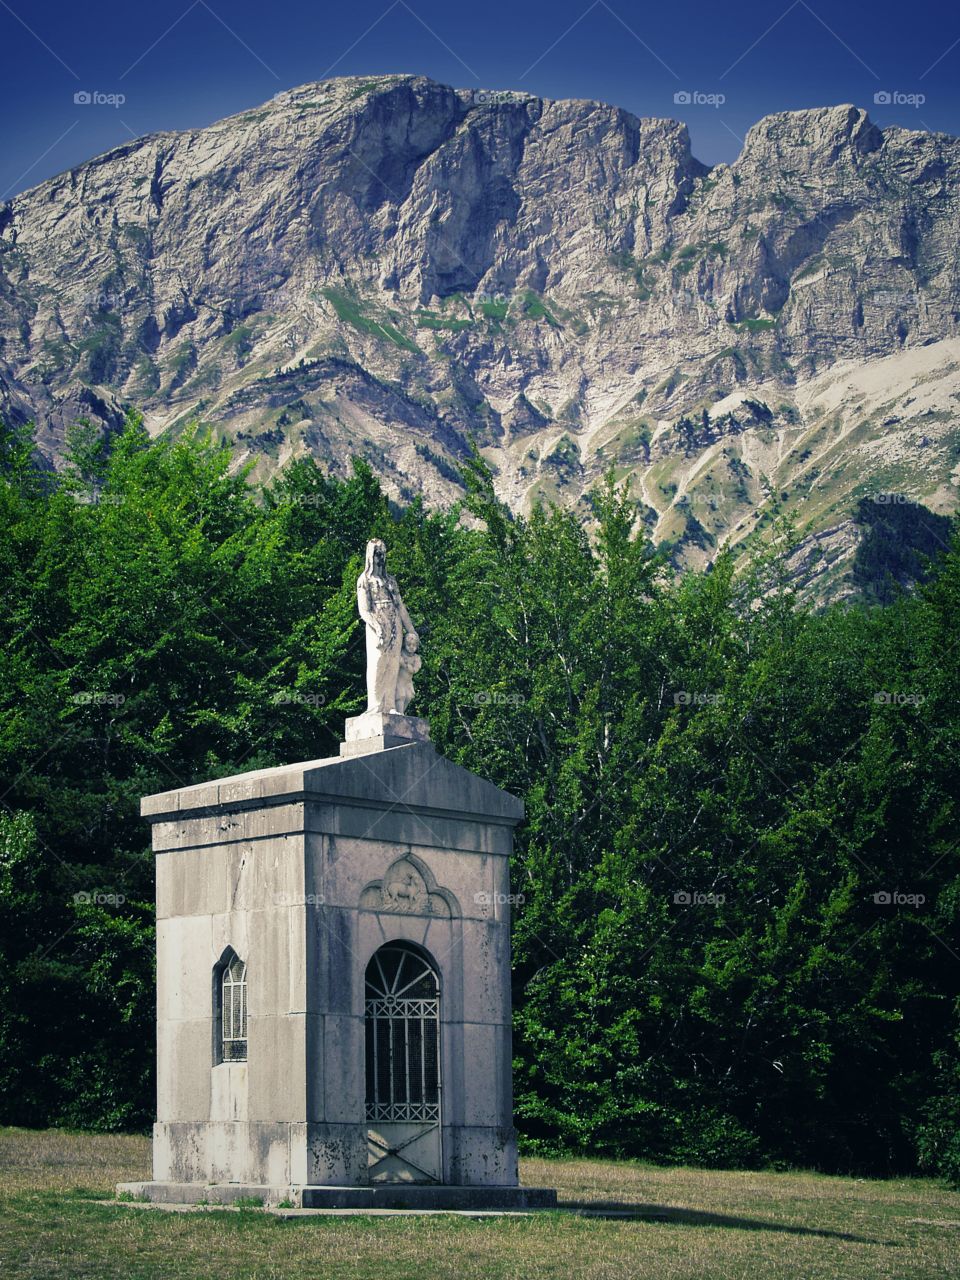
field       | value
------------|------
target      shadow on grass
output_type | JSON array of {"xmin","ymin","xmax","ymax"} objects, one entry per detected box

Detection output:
[
  {"xmin": 558, "ymin": 1200, "xmax": 884, "ymax": 1244},
  {"xmin": 18, "ymin": 1190, "xmax": 886, "ymax": 1246}
]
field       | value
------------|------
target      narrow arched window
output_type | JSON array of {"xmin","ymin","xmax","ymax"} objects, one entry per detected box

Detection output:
[{"xmin": 218, "ymin": 951, "xmax": 247, "ymax": 1062}]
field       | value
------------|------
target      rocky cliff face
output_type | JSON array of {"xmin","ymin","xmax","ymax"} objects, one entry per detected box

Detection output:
[{"xmin": 1, "ymin": 75, "xmax": 958, "ymax": 583}]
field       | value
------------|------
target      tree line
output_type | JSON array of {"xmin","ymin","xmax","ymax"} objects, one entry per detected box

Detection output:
[{"xmin": 0, "ymin": 413, "xmax": 957, "ymax": 1184}]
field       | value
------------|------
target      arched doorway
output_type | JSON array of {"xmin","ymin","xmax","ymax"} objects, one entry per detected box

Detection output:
[{"xmin": 364, "ymin": 942, "xmax": 442, "ymax": 1183}]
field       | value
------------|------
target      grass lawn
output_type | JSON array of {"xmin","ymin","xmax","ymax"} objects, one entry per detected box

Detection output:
[{"xmin": 1, "ymin": 1128, "xmax": 959, "ymax": 1279}]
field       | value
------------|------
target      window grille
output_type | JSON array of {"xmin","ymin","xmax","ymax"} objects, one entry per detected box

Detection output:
[
  {"xmin": 365, "ymin": 944, "xmax": 440, "ymax": 1122},
  {"xmin": 220, "ymin": 952, "xmax": 247, "ymax": 1062}
]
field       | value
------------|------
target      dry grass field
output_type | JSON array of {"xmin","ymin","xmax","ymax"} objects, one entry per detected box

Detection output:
[{"xmin": 1, "ymin": 1127, "xmax": 959, "ymax": 1279}]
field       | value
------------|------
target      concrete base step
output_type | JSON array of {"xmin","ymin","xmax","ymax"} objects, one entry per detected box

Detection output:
[
  {"xmin": 301, "ymin": 1184, "xmax": 558, "ymax": 1210},
  {"xmin": 117, "ymin": 1181, "xmax": 558, "ymax": 1211}
]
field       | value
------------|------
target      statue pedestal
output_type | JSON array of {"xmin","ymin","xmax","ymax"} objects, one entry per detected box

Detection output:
[{"xmin": 340, "ymin": 711, "xmax": 432, "ymax": 757}]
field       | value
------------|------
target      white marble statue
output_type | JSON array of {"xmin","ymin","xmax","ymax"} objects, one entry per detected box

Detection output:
[{"xmin": 357, "ymin": 539, "xmax": 419, "ymax": 715}]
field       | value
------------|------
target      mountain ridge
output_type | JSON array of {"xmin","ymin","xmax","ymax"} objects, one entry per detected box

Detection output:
[
  {"xmin": 1, "ymin": 73, "xmax": 958, "ymax": 595},
  {"xmin": 13, "ymin": 88, "xmax": 957, "ymax": 202}
]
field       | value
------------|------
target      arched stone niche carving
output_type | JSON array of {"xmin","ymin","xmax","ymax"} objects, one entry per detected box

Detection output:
[{"xmin": 360, "ymin": 854, "xmax": 459, "ymax": 918}]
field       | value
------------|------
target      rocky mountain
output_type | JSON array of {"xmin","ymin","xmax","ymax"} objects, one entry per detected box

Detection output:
[{"xmin": 1, "ymin": 74, "xmax": 958, "ymax": 590}]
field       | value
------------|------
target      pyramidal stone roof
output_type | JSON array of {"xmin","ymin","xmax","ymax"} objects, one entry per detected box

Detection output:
[{"xmin": 141, "ymin": 741, "xmax": 524, "ymax": 825}]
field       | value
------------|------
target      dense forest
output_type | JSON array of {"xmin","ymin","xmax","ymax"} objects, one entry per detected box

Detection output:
[{"xmin": 0, "ymin": 413, "xmax": 958, "ymax": 1185}]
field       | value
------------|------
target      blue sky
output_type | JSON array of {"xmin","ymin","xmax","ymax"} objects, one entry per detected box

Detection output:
[{"xmin": 2, "ymin": 0, "xmax": 959, "ymax": 199}]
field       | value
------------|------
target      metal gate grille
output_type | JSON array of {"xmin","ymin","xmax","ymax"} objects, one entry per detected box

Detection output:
[{"xmin": 365, "ymin": 945, "xmax": 440, "ymax": 1123}]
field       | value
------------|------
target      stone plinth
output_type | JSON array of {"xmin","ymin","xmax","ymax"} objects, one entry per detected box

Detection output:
[
  {"xmin": 340, "ymin": 711, "xmax": 431, "ymax": 756},
  {"xmin": 123, "ymin": 740, "xmax": 555, "ymax": 1210}
]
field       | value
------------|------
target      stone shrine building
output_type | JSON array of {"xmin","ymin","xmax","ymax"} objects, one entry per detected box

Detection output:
[{"xmin": 120, "ymin": 542, "xmax": 555, "ymax": 1209}]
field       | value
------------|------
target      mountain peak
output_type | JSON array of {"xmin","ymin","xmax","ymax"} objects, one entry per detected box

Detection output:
[{"xmin": 740, "ymin": 103, "xmax": 882, "ymax": 160}]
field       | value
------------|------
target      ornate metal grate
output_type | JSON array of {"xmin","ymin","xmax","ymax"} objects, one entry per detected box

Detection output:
[{"xmin": 364, "ymin": 944, "xmax": 440, "ymax": 1122}]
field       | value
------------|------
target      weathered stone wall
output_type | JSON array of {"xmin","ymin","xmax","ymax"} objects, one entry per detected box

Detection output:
[{"xmin": 147, "ymin": 742, "xmax": 521, "ymax": 1190}]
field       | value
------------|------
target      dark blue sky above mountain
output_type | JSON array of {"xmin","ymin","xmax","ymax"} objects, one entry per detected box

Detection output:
[{"xmin": 2, "ymin": 0, "xmax": 959, "ymax": 199}]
